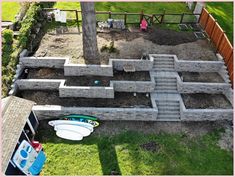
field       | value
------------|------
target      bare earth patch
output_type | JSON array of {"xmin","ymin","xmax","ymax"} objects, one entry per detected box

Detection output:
[
  {"xmin": 181, "ymin": 93, "xmax": 232, "ymax": 109},
  {"xmin": 34, "ymin": 27, "xmax": 217, "ymax": 64},
  {"xmin": 179, "ymin": 72, "xmax": 225, "ymax": 83}
]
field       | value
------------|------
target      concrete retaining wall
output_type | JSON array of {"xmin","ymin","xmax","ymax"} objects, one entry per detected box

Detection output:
[
  {"xmin": 16, "ymin": 79, "xmax": 62, "ymax": 90},
  {"xmin": 112, "ymin": 81, "xmax": 155, "ymax": 92},
  {"xmin": 59, "ymin": 81, "xmax": 114, "ymax": 98},
  {"xmin": 64, "ymin": 59, "xmax": 113, "ymax": 76},
  {"xmin": 177, "ymin": 81, "xmax": 231, "ymax": 94},
  {"xmin": 110, "ymin": 58, "xmax": 153, "ymax": 71},
  {"xmin": 32, "ymin": 105, "xmax": 158, "ymax": 121},
  {"xmin": 20, "ymin": 57, "xmax": 67, "ymax": 68},
  {"xmin": 175, "ymin": 60, "xmax": 224, "ymax": 72}
]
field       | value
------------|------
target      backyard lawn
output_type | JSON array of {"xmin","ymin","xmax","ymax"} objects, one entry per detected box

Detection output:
[
  {"xmin": 206, "ymin": 2, "xmax": 233, "ymax": 43},
  {"xmin": 2, "ymin": 2, "xmax": 20, "ymax": 21},
  {"xmin": 37, "ymin": 123, "xmax": 232, "ymax": 175}
]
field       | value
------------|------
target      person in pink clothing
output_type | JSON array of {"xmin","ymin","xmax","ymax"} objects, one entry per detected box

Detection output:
[{"xmin": 140, "ymin": 18, "xmax": 148, "ymax": 31}]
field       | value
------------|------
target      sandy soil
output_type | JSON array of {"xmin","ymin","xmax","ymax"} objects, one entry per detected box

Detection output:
[
  {"xmin": 34, "ymin": 27, "xmax": 217, "ymax": 64},
  {"xmin": 179, "ymin": 72, "xmax": 225, "ymax": 83},
  {"xmin": 181, "ymin": 93, "xmax": 232, "ymax": 109},
  {"xmin": 19, "ymin": 91, "xmax": 151, "ymax": 108}
]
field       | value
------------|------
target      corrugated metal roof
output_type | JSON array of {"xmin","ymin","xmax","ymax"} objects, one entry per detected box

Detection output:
[{"xmin": 1, "ymin": 96, "xmax": 35, "ymax": 173}]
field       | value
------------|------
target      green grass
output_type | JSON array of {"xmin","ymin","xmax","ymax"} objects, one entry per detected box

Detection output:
[
  {"xmin": 37, "ymin": 124, "xmax": 232, "ymax": 175},
  {"xmin": 206, "ymin": 2, "xmax": 233, "ymax": 43},
  {"xmin": 2, "ymin": 2, "xmax": 20, "ymax": 21}
]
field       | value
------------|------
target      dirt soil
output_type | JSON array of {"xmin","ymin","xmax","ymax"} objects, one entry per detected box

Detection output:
[
  {"xmin": 181, "ymin": 93, "xmax": 232, "ymax": 109},
  {"xmin": 19, "ymin": 91, "xmax": 151, "ymax": 108},
  {"xmin": 26, "ymin": 68, "xmax": 150, "ymax": 86},
  {"xmin": 179, "ymin": 72, "xmax": 225, "ymax": 83},
  {"xmin": 34, "ymin": 27, "xmax": 217, "ymax": 64}
]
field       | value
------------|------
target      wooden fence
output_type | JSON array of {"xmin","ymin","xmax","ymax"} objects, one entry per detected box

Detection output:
[
  {"xmin": 43, "ymin": 8, "xmax": 200, "ymax": 26},
  {"xmin": 199, "ymin": 8, "xmax": 233, "ymax": 87}
]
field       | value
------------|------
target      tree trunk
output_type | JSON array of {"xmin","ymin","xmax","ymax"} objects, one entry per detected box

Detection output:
[{"xmin": 81, "ymin": 2, "xmax": 99, "ymax": 61}]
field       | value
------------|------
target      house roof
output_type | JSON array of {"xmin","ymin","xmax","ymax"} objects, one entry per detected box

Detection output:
[{"xmin": 1, "ymin": 96, "xmax": 35, "ymax": 173}]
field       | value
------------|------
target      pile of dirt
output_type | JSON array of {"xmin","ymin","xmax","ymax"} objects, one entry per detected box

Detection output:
[
  {"xmin": 140, "ymin": 141, "xmax": 160, "ymax": 152},
  {"xmin": 181, "ymin": 93, "xmax": 232, "ymax": 109},
  {"xmin": 179, "ymin": 72, "xmax": 225, "ymax": 83},
  {"xmin": 144, "ymin": 28, "xmax": 197, "ymax": 45},
  {"xmin": 34, "ymin": 27, "xmax": 217, "ymax": 65}
]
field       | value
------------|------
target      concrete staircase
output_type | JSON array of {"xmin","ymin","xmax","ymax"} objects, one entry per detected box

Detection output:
[
  {"xmin": 155, "ymin": 100, "xmax": 180, "ymax": 121},
  {"xmin": 153, "ymin": 56, "xmax": 175, "ymax": 71},
  {"xmin": 154, "ymin": 77, "xmax": 177, "ymax": 93}
]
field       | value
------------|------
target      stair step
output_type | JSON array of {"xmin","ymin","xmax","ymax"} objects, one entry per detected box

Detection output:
[
  {"xmin": 154, "ymin": 61, "xmax": 174, "ymax": 65},
  {"xmin": 157, "ymin": 114, "xmax": 180, "ymax": 119},
  {"xmin": 154, "ymin": 90, "xmax": 178, "ymax": 93},
  {"xmin": 153, "ymin": 68, "xmax": 175, "ymax": 71},
  {"xmin": 158, "ymin": 106, "xmax": 180, "ymax": 110},
  {"xmin": 154, "ymin": 58, "xmax": 174, "ymax": 61},
  {"xmin": 158, "ymin": 110, "xmax": 180, "ymax": 115},
  {"xmin": 154, "ymin": 64, "xmax": 174, "ymax": 67},
  {"xmin": 155, "ymin": 82, "xmax": 177, "ymax": 86},
  {"xmin": 157, "ymin": 102, "xmax": 179, "ymax": 106},
  {"xmin": 155, "ymin": 86, "xmax": 177, "ymax": 90}
]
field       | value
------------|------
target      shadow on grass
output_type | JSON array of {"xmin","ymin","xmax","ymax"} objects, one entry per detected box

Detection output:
[{"xmin": 35, "ymin": 120, "xmax": 233, "ymax": 175}]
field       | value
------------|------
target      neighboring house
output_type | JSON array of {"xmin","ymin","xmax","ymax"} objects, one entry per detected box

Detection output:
[{"xmin": 1, "ymin": 96, "xmax": 39, "ymax": 175}]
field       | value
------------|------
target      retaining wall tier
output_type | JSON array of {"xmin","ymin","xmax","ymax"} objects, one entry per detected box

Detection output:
[
  {"xmin": 15, "ymin": 79, "xmax": 62, "ymax": 90},
  {"xmin": 110, "ymin": 58, "xmax": 153, "ymax": 71},
  {"xmin": 33, "ymin": 105, "xmax": 158, "ymax": 121},
  {"xmin": 177, "ymin": 81, "xmax": 231, "ymax": 94},
  {"xmin": 112, "ymin": 81, "xmax": 155, "ymax": 93},
  {"xmin": 20, "ymin": 57, "xmax": 67, "ymax": 68},
  {"xmin": 175, "ymin": 60, "xmax": 224, "ymax": 72}
]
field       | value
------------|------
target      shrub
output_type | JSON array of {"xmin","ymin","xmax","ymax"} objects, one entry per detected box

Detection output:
[
  {"xmin": 18, "ymin": 3, "xmax": 41, "ymax": 48},
  {"xmin": 100, "ymin": 41, "xmax": 119, "ymax": 53},
  {"xmin": 2, "ymin": 29, "xmax": 13, "ymax": 44}
]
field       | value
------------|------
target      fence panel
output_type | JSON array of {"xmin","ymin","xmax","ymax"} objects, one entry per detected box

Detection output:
[
  {"xmin": 163, "ymin": 14, "xmax": 181, "ymax": 23},
  {"xmin": 210, "ymin": 23, "xmax": 224, "ymax": 49},
  {"xmin": 199, "ymin": 8, "xmax": 209, "ymax": 29},
  {"xmin": 199, "ymin": 8, "xmax": 233, "ymax": 87},
  {"xmin": 204, "ymin": 15, "xmax": 216, "ymax": 36},
  {"xmin": 182, "ymin": 14, "xmax": 198, "ymax": 23}
]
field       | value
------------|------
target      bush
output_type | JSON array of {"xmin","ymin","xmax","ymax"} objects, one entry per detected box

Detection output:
[
  {"xmin": 100, "ymin": 41, "xmax": 119, "ymax": 53},
  {"xmin": 18, "ymin": 3, "xmax": 41, "ymax": 48},
  {"xmin": 2, "ymin": 29, "xmax": 13, "ymax": 44}
]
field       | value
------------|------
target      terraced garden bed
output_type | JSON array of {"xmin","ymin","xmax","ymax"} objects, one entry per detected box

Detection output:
[
  {"xmin": 24, "ymin": 68, "xmax": 151, "ymax": 86},
  {"xmin": 179, "ymin": 72, "xmax": 224, "ymax": 83},
  {"xmin": 18, "ymin": 91, "xmax": 152, "ymax": 108},
  {"xmin": 181, "ymin": 93, "xmax": 232, "ymax": 109}
]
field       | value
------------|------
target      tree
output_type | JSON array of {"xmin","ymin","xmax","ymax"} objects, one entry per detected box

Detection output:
[{"xmin": 81, "ymin": 2, "xmax": 99, "ymax": 61}]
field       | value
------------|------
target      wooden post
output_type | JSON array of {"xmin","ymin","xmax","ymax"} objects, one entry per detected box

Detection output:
[
  {"xmin": 216, "ymin": 32, "xmax": 225, "ymax": 52},
  {"xmin": 109, "ymin": 11, "xmax": 111, "ymax": 18},
  {"xmin": 210, "ymin": 20, "xmax": 217, "ymax": 37},
  {"xmin": 150, "ymin": 15, "xmax": 154, "ymax": 25},
  {"xmin": 180, "ymin": 13, "xmax": 184, "ymax": 24},
  {"xmin": 140, "ymin": 10, "xmax": 143, "ymax": 24},
  {"xmin": 160, "ymin": 10, "xmax": 165, "ymax": 23},
  {"xmin": 75, "ymin": 10, "xmax": 80, "ymax": 33},
  {"xmin": 204, "ymin": 13, "xmax": 210, "ymax": 30},
  {"xmin": 124, "ymin": 12, "xmax": 127, "ymax": 26},
  {"xmin": 198, "ymin": 8, "xmax": 204, "ymax": 23}
]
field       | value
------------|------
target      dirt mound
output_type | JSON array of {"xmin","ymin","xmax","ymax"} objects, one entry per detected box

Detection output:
[
  {"xmin": 140, "ymin": 141, "xmax": 160, "ymax": 152},
  {"xmin": 144, "ymin": 28, "xmax": 197, "ymax": 45}
]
